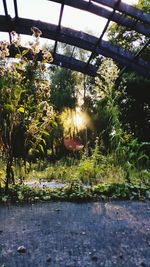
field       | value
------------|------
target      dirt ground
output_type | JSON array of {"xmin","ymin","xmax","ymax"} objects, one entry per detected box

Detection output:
[{"xmin": 0, "ymin": 201, "xmax": 150, "ymax": 267}]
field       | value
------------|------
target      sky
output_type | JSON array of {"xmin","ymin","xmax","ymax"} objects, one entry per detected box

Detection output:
[{"xmin": 0, "ymin": 0, "xmax": 139, "ymax": 47}]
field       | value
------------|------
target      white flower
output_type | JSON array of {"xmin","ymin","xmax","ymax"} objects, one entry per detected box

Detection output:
[{"xmin": 110, "ymin": 129, "xmax": 116, "ymax": 137}]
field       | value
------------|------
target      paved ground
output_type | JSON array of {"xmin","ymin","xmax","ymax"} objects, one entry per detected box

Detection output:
[{"xmin": 0, "ymin": 201, "xmax": 150, "ymax": 267}]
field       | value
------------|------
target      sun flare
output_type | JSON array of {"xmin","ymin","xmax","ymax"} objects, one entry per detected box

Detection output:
[
  {"xmin": 60, "ymin": 107, "xmax": 89, "ymax": 136},
  {"xmin": 73, "ymin": 114, "xmax": 84, "ymax": 129}
]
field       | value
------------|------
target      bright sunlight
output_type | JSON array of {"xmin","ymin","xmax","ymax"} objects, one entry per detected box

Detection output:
[{"xmin": 60, "ymin": 107, "xmax": 89, "ymax": 137}]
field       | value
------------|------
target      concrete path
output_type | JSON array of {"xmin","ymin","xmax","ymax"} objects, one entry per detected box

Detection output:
[{"xmin": 0, "ymin": 201, "xmax": 150, "ymax": 267}]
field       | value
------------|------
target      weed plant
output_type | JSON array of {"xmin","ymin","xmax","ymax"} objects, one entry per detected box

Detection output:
[{"xmin": 23, "ymin": 136, "xmax": 150, "ymax": 188}]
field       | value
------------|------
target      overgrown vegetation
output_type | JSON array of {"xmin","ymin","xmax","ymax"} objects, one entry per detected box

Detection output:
[
  {"xmin": 0, "ymin": 181, "xmax": 149, "ymax": 203},
  {"xmin": 0, "ymin": 0, "xmax": 150, "ymax": 201},
  {"xmin": 0, "ymin": 29, "xmax": 55, "ymax": 190}
]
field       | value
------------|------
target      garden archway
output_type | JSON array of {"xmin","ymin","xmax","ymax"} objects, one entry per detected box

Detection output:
[{"xmin": 0, "ymin": 0, "xmax": 150, "ymax": 77}]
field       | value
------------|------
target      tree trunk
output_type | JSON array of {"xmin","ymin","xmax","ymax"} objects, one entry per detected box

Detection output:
[{"xmin": 5, "ymin": 154, "xmax": 14, "ymax": 192}]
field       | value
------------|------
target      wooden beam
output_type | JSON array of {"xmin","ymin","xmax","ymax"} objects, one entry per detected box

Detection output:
[
  {"xmin": 8, "ymin": 45, "xmax": 97, "ymax": 76},
  {"xmin": 13, "ymin": 0, "xmax": 18, "ymax": 18},
  {"xmin": 86, "ymin": 0, "xmax": 121, "ymax": 67},
  {"xmin": 118, "ymin": 38, "xmax": 150, "ymax": 78},
  {"xmin": 0, "ymin": 16, "xmax": 149, "ymax": 77},
  {"xmin": 92, "ymin": 0, "xmax": 150, "ymax": 24},
  {"xmin": 49, "ymin": 0, "xmax": 150, "ymax": 37},
  {"xmin": 54, "ymin": 54, "xmax": 97, "ymax": 75},
  {"xmin": 53, "ymin": 4, "xmax": 64, "ymax": 58},
  {"xmin": 2, "ymin": 0, "xmax": 8, "ymax": 16}
]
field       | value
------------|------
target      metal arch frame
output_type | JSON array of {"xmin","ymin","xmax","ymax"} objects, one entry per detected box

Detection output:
[
  {"xmin": 53, "ymin": 3, "xmax": 64, "ymax": 59},
  {"xmin": 0, "ymin": 16, "xmax": 149, "ymax": 76},
  {"xmin": 92, "ymin": 0, "xmax": 150, "ymax": 24},
  {"xmin": 8, "ymin": 44, "xmax": 97, "ymax": 76},
  {"xmin": 86, "ymin": 0, "xmax": 122, "ymax": 69},
  {"xmin": 49, "ymin": 0, "xmax": 150, "ymax": 37},
  {"xmin": 0, "ymin": 0, "xmax": 150, "ymax": 77}
]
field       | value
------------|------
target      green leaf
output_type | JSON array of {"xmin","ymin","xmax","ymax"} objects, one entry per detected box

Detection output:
[
  {"xmin": 22, "ymin": 49, "xmax": 29, "ymax": 56},
  {"xmin": 41, "ymin": 130, "xmax": 49, "ymax": 136},
  {"xmin": 50, "ymin": 120, "xmax": 57, "ymax": 127},
  {"xmin": 37, "ymin": 137, "xmax": 46, "ymax": 146},
  {"xmin": 38, "ymin": 144, "xmax": 44, "ymax": 154},
  {"xmin": 28, "ymin": 148, "xmax": 39, "ymax": 156},
  {"xmin": 15, "ymin": 53, "xmax": 21, "ymax": 58},
  {"xmin": 42, "ymin": 139, "xmax": 46, "ymax": 146},
  {"xmin": 4, "ymin": 104, "xmax": 14, "ymax": 112},
  {"xmin": 18, "ymin": 106, "xmax": 25, "ymax": 113}
]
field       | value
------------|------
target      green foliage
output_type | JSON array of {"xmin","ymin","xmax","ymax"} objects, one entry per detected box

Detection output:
[
  {"xmin": 107, "ymin": 0, "xmax": 150, "ymax": 60},
  {"xmin": 29, "ymin": 142, "xmax": 118, "ymax": 185},
  {"xmin": 0, "ymin": 18, "xmax": 150, "ymax": 199},
  {"xmin": 95, "ymin": 58, "xmax": 123, "ymax": 152},
  {"xmin": 118, "ymin": 73, "xmax": 150, "ymax": 142},
  {"xmin": 50, "ymin": 68, "xmax": 79, "ymax": 111},
  {"xmin": 0, "ymin": 30, "xmax": 56, "ymax": 188},
  {"xmin": 0, "ymin": 181, "xmax": 149, "ymax": 203},
  {"xmin": 0, "ymin": 130, "xmax": 150, "ymax": 202}
]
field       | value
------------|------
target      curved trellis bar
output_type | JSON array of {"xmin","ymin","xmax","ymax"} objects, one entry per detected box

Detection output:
[
  {"xmin": 0, "ymin": 0, "xmax": 150, "ymax": 77},
  {"xmin": 0, "ymin": 16, "xmax": 150, "ymax": 77},
  {"xmin": 92, "ymin": 0, "xmax": 150, "ymax": 24},
  {"xmin": 49, "ymin": 0, "xmax": 150, "ymax": 37},
  {"xmin": 8, "ymin": 44, "xmax": 97, "ymax": 76}
]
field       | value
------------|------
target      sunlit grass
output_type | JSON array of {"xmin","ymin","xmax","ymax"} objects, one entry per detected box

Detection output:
[{"xmin": 25, "ymin": 157, "xmax": 141, "ymax": 186}]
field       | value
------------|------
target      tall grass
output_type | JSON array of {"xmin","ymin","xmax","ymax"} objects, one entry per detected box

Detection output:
[{"xmin": 23, "ymin": 135, "xmax": 150, "ymax": 187}]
